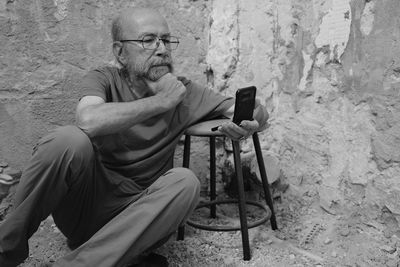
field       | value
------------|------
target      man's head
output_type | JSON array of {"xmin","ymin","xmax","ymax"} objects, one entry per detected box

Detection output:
[{"xmin": 111, "ymin": 8, "xmax": 175, "ymax": 81}]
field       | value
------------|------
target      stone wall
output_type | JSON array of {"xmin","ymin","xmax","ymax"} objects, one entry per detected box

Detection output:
[{"xmin": 1, "ymin": 0, "xmax": 400, "ymax": 225}]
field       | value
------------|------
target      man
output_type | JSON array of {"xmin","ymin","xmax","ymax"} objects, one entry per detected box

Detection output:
[{"xmin": 0, "ymin": 7, "xmax": 268, "ymax": 267}]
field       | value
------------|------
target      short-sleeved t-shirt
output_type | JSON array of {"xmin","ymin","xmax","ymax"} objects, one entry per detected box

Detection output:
[{"xmin": 80, "ymin": 66, "xmax": 234, "ymax": 194}]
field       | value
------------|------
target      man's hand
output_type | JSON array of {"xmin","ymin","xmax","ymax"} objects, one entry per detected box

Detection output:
[
  {"xmin": 217, "ymin": 120, "xmax": 260, "ymax": 141},
  {"xmin": 145, "ymin": 73, "xmax": 187, "ymax": 109}
]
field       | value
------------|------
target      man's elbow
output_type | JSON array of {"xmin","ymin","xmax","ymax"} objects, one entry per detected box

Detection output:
[{"xmin": 76, "ymin": 113, "xmax": 97, "ymax": 138}]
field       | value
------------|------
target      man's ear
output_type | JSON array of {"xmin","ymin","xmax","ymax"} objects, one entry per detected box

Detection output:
[{"xmin": 112, "ymin": 42, "xmax": 126, "ymax": 65}]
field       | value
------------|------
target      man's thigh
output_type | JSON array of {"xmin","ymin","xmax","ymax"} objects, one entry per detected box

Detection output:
[{"xmin": 52, "ymin": 157, "xmax": 143, "ymax": 247}]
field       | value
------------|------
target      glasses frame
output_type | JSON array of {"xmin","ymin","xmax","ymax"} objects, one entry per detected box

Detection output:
[{"xmin": 119, "ymin": 35, "xmax": 180, "ymax": 51}]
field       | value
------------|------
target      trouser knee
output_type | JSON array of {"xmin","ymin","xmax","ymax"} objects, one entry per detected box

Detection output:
[
  {"xmin": 168, "ymin": 167, "xmax": 201, "ymax": 200},
  {"xmin": 33, "ymin": 125, "xmax": 94, "ymax": 167}
]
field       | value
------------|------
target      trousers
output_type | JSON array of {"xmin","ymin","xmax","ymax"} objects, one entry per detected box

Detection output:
[{"xmin": 0, "ymin": 125, "xmax": 200, "ymax": 267}]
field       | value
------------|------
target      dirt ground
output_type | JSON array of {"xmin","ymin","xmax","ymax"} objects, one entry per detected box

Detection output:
[{"xmin": 0, "ymin": 181, "xmax": 397, "ymax": 267}]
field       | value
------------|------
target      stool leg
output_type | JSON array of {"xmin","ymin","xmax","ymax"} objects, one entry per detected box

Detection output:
[
  {"xmin": 252, "ymin": 133, "xmax": 278, "ymax": 230},
  {"xmin": 183, "ymin": 135, "xmax": 191, "ymax": 168},
  {"xmin": 210, "ymin": 136, "xmax": 217, "ymax": 218},
  {"xmin": 177, "ymin": 135, "xmax": 192, "ymax": 241},
  {"xmin": 232, "ymin": 140, "xmax": 251, "ymax": 261}
]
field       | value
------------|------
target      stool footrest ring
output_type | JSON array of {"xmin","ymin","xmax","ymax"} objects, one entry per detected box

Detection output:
[{"xmin": 186, "ymin": 199, "xmax": 271, "ymax": 232}]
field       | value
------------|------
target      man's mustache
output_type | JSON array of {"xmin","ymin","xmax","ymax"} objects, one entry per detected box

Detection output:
[{"xmin": 149, "ymin": 56, "xmax": 172, "ymax": 68}]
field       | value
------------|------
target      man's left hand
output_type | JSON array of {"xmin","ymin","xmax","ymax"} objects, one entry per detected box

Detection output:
[{"xmin": 217, "ymin": 120, "xmax": 260, "ymax": 141}]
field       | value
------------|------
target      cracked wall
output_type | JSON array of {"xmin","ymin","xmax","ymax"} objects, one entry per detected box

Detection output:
[
  {"xmin": 1, "ymin": 0, "xmax": 400, "ymax": 225},
  {"xmin": 206, "ymin": 0, "xmax": 400, "ymax": 224}
]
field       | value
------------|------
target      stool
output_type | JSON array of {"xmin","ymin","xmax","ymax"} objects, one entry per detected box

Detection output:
[{"xmin": 177, "ymin": 119, "xmax": 277, "ymax": 260}]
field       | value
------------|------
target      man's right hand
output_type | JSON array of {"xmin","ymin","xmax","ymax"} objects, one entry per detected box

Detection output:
[{"xmin": 145, "ymin": 73, "xmax": 187, "ymax": 109}]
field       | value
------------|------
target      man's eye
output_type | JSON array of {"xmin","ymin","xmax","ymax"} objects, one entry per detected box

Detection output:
[{"xmin": 142, "ymin": 37, "xmax": 156, "ymax": 43}]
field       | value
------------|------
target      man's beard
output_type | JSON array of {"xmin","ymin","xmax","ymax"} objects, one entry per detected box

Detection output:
[{"xmin": 127, "ymin": 56, "xmax": 173, "ymax": 81}]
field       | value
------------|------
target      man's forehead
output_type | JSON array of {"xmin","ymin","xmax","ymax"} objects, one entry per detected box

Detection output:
[{"xmin": 121, "ymin": 8, "xmax": 170, "ymax": 37}]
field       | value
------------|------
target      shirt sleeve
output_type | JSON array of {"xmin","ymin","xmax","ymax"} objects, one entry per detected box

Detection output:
[
  {"xmin": 178, "ymin": 77, "xmax": 234, "ymax": 125},
  {"xmin": 79, "ymin": 68, "xmax": 110, "ymax": 101}
]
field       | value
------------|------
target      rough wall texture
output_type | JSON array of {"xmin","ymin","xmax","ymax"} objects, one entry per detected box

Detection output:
[
  {"xmin": 2, "ymin": 0, "xmax": 400, "ymax": 226},
  {"xmin": 0, "ymin": 0, "xmax": 210, "ymax": 168},
  {"xmin": 206, "ymin": 0, "xmax": 400, "ymax": 225}
]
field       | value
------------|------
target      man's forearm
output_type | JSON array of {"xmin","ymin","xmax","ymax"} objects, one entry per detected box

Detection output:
[{"xmin": 76, "ymin": 96, "xmax": 170, "ymax": 137}]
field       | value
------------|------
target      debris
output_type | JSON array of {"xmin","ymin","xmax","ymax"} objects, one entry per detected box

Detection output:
[
  {"xmin": 4, "ymin": 168, "xmax": 22, "ymax": 181},
  {"xmin": 0, "ymin": 162, "xmax": 8, "ymax": 168},
  {"xmin": 331, "ymin": 251, "xmax": 337, "ymax": 258},
  {"xmin": 340, "ymin": 226, "xmax": 350, "ymax": 237},
  {"xmin": 324, "ymin": 238, "xmax": 332, "ymax": 245},
  {"xmin": 0, "ymin": 173, "xmax": 17, "ymax": 185},
  {"xmin": 300, "ymin": 222, "xmax": 324, "ymax": 246},
  {"xmin": 319, "ymin": 203, "xmax": 337, "ymax": 215},
  {"xmin": 380, "ymin": 245, "xmax": 396, "ymax": 254}
]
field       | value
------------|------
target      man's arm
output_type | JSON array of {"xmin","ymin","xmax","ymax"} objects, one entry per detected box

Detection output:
[
  {"xmin": 76, "ymin": 73, "xmax": 186, "ymax": 138},
  {"xmin": 217, "ymin": 99, "xmax": 269, "ymax": 140}
]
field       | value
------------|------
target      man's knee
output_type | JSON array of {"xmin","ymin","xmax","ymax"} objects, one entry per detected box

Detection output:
[
  {"xmin": 33, "ymin": 125, "xmax": 93, "ymax": 165},
  {"xmin": 168, "ymin": 167, "xmax": 200, "ymax": 197}
]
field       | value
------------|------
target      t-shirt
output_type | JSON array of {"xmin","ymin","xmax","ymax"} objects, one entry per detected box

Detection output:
[{"xmin": 80, "ymin": 66, "xmax": 234, "ymax": 195}]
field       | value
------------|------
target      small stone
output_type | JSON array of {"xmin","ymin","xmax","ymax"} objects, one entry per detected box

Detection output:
[
  {"xmin": 289, "ymin": 254, "xmax": 295, "ymax": 260},
  {"xmin": 266, "ymin": 239, "xmax": 273, "ymax": 245},
  {"xmin": 324, "ymin": 238, "xmax": 332, "ymax": 244},
  {"xmin": 340, "ymin": 227, "xmax": 350, "ymax": 237},
  {"xmin": 0, "ymin": 174, "xmax": 14, "ymax": 185},
  {"xmin": 331, "ymin": 251, "xmax": 337, "ymax": 258},
  {"xmin": 4, "ymin": 168, "xmax": 22, "ymax": 180},
  {"xmin": 0, "ymin": 167, "xmax": 3, "ymax": 173},
  {"xmin": 0, "ymin": 162, "xmax": 8, "ymax": 168}
]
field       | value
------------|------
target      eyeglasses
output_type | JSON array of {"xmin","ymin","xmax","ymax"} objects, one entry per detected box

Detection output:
[{"xmin": 119, "ymin": 35, "xmax": 180, "ymax": 50}]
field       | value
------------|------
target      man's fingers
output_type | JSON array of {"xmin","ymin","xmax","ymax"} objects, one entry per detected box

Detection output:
[
  {"xmin": 219, "ymin": 120, "xmax": 262, "ymax": 140},
  {"xmin": 240, "ymin": 120, "xmax": 259, "ymax": 131},
  {"xmin": 219, "ymin": 122, "xmax": 252, "ymax": 140}
]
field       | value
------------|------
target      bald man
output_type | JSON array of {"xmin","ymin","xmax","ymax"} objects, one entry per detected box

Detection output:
[{"xmin": 0, "ymin": 8, "xmax": 268, "ymax": 267}]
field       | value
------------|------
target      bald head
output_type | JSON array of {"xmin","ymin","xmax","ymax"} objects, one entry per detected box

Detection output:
[{"xmin": 111, "ymin": 8, "xmax": 169, "ymax": 42}]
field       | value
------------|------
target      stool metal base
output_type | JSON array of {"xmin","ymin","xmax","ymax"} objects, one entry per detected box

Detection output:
[
  {"xmin": 177, "ymin": 122, "xmax": 277, "ymax": 261},
  {"xmin": 187, "ymin": 199, "xmax": 271, "ymax": 231}
]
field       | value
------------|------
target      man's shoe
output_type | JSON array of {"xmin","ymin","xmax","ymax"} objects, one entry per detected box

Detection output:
[{"xmin": 130, "ymin": 252, "xmax": 169, "ymax": 267}]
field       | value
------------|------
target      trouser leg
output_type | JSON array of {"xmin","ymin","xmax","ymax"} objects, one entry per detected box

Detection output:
[
  {"xmin": 54, "ymin": 167, "xmax": 201, "ymax": 267},
  {"xmin": 0, "ymin": 126, "xmax": 98, "ymax": 266}
]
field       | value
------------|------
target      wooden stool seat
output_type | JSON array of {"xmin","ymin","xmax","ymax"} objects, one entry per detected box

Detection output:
[{"xmin": 177, "ymin": 119, "xmax": 277, "ymax": 261}]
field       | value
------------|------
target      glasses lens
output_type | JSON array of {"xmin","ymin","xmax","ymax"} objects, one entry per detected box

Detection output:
[
  {"xmin": 141, "ymin": 35, "xmax": 179, "ymax": 50},
  {"xmin": 142, "ymin": 35, "xmax": 158, "ymax": 49},
  {"xmin": 166, "ymin": 36, "xmax": 179, "ymax": 50}
]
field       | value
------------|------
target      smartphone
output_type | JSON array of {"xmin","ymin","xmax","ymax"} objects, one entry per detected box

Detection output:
[
  {"xmin": 232, "ymin": 86, "xmax": 256, "ymax": 125},
  {"xmin": 211, "ymin": 86, "xmax": 256, "ymax": 131}
]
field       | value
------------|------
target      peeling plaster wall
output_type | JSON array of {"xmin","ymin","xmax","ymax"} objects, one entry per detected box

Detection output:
[
  {"xmin": 2, "ymin": 0, "xmax": 400, "ymax": 224},
  {"xmin": 206, "ymin": 0, "xmax": 400, "ymax": 223}
]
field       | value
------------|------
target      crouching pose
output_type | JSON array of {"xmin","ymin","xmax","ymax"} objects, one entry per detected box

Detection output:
[{"xmin": 0, "ymin": 7, "xmax": 268, "ymax": 267}]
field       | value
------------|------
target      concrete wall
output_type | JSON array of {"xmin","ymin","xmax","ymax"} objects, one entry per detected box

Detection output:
[{"xmin": 2, "ymin": 0, "xmax": 400, "ymax": 224}]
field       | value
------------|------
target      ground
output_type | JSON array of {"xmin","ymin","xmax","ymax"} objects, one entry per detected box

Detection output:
[{"xmin": 1, "ymin": 183, "xmax": 397, "ymax": 267}]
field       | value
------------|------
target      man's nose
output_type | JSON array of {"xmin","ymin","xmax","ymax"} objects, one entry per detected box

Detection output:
[{"xmin": 155, "ymin": 39, "xmax": 168, "ymax": 56}]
